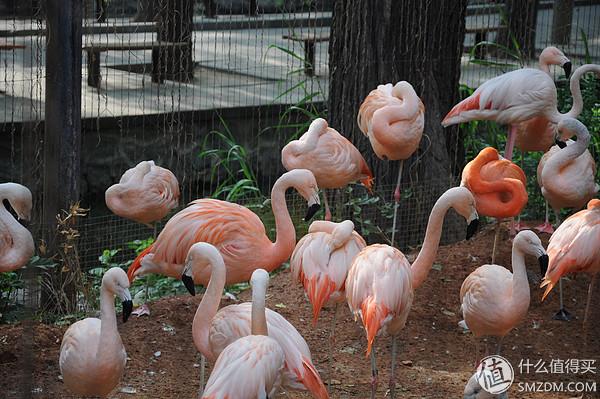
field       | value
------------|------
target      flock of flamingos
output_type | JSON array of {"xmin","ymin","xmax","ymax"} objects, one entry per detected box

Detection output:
[{"xmin": 0, "ymin": 46, "xmax": 599, "ymax": 398}]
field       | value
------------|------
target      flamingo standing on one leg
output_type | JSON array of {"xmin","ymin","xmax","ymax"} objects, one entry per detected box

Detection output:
[
  {"xmin": 201, "ymin": 269, "xmax": 285, "ymax": 399},
  {"xmin": 127, "ymin": 169, "xmax": 321, "ymax": 285},
  {"xmin": 59, "ymin": 268, "xmax": 133, "ymax": 397},
  {"xmin": 0, "ymin": 183, "xmax": 34, "ymax": 273},
  {"xmin": 182, "ymin": 242, "xmax": 329, "ymax": 398},
  {"xmin": 459, "ymin": 230, "xmax": 548, "ymax": 362},
  {"xmin": 537, "ymin": 118, "xmax": 598, "ymax": 320},
  {"xmin": 282, "ymin": 118, "xmax": 373, "ymax": 221},
  {"xmin": 461, "ymin": 147, "xmax": 528, "ymax": 262},
  {"xmin": 357, "ymin": 81, "xmax": 425, "ymax": 246},
  {"xmin": 442, "ymin": 63, "xmax": 600, "ymax": 161},
  {"xmin": 346, "ymin": 186, "xmax": 478, "ymax": 399},
  {"xmin": 541, "ymin": 198, "xmax": 600, "ymax": 337},
  {"xmin": 290, "ymin": 219, "xmax": 366, "ymax": 386},
  {"xmin": 105, "ymin": 160, "xmax": 180, "ymax": 227}
]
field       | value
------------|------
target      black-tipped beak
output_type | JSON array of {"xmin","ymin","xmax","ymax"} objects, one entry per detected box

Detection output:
[
  {"xmin": 555, "ymin": 139, "xmax": 567, "ymax": 149},
  {"xmin": 305, "ymin": 203, "xmax": 321, "ymax": 222},
  {"xmin": 122, "ymin": 300, "xmax": 133, "ymax": 323},
  {"xmin": 466, "ymin": 218, "xmax": 479, "ymax": 240},
  {"xmin": 563, "ymin": 61, "xmax": 572, "ymax": 79},
  {"xmin": 538, "ymin": 254, "xmax": 549, "ymax": 277},
  {"xmin": 18, "ymin": 219, "xmax": 30, "ymax": 228},
  {"xmin": 182, "ymin": 274, "xmax": 195, "ymax": 296}
]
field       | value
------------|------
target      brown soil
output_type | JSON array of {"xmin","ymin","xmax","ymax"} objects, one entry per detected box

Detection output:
[{"xmin": 1, "ymin": 222, "xmax": 599, "ymax": 398}]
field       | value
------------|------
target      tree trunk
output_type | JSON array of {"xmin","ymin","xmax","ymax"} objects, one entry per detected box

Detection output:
[
  {"xmin": 133, "ymin": 0, "xmax": 159, "ymax": 22},
  {"xmin": 157, "ymin": 0, "xmax": 194, "ymax": 82},
  {"xmin": 328, "ymin": 0, "xmax": 468, "ymax": 247},
  {"xmin": 496, "ymin": 0, "xmax": 539, "ymax": 59},
  {"xmin": 551, "ymin": 0, "xmax": 574, "ymax": 45}
]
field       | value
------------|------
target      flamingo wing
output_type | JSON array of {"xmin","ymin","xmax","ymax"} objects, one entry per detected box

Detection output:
[
  {"xmin": 210, "ymin": 303, "xmax": 328, "ymax": 398},
  {"xmin": 346, "ymin": 244, "xmax": 413, "ymax": 355},
  {"xmin": 202, "ymin": 335, "xmax": 285, "ymax": 399}
]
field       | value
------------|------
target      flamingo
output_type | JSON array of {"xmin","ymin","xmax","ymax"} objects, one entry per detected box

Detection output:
[
  {"xmin": 290, "ymin": 219, "xmax": 366, "ymax": 384},
  {"xmin": 126, "ymin": 169, "xmax": 321, "ymax": 285},
  {"xmin": 463, "ymin": 370, "xmax": 509, "ymax": 399},
  {"xmin": 536, "ymin": 118, "xmax": 598, "ymax": 320},
  {"xmin": 281, "ymin": 118, "xmax": 374, "ymax": 221},
  {"xmin": 461, "ymin": 147, "xmax": 528, "ymax": 262},
  {"xmin": 105, "ymin": 160, "xmax": 180, "ymax": 227},
  {"xmin": 182, "ymin": 242, "xmax": 329, "ymax": 398},
  {"xmin": 346, "ymin": 186, "xmax": 478, "ymax": 399},
  {"xmin": 357, "ymin": 81, "xmax": 425, "ymax": 246},
  {"xmin": 201, "ymin": 269, "xmax": 285, "ymax": 399},
  {"xmin": 59, "ymin": 267, "xmax": 133, "ymax": 397},
  {"xmin": 459, "ymin": 230, "xmax": 547, "ymax": 361},
  {"xmin": 541, "ymin": 198, "xmax": 600, "ymax": 335},
  {"xmin": 0, "ymin": 183, "xmax": 34, "ymax": 273},
  {"xmin": 442, "ymin": 63, "xmax": 600, "ymax": 161}
]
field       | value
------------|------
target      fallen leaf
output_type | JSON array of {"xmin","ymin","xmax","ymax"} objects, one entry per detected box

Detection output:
[
  {"xmin": 132, "ymin": 304, "xmax": 150, "ymax": 317},
  {"xmin": 275, "ymin": 303, "xmax": 287, "ymax": 309},
  {"xmin": 402, "ymin": 360, "xmax": 413, "ymax": 367}
]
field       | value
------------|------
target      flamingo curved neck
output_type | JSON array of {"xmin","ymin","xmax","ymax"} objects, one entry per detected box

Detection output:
[
  {"xmin": 543, "ymin": 129, "xmax": 589, "ymax": 182},
  {"xmin": 96, "ymin": 288, "xmax": 120, "ymax": 363},
  {"xmin": 192, "ymin": 256, "xmax": 227, "ymax": 361},
  {"xmin": 560, "ymin": 64, "xmax": 600, "ymax": 120},
  {"xmin": 411, "ymin": 195, "xmax": 449, "ymax": 289},
  {"xmin": 508, "ymin": 247, "xmax": 530, "ymax": 312},
  {"xmin": 251, "ymin": 280, "xmax": 268, "ymax": 336},
  {"xmin": 267, "ymin": 178, "xmax": 296, "ymax": 269}
]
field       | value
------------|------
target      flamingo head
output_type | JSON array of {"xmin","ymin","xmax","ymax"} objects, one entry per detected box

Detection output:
[
  {"xmin": 447, "ymin": 187, "xmax": 479, "ymax": 240},
  {"xmin": 181, "ymin": 242, "xmax": 222, "ymax": 296},
  {"xmin": 2, "ymin": 183, "xmax": 32, "ymax": 223},
  {"xmin": 281, "ymin": 169, "xmax": 321, "ymax": 221},
  {"xmin": 540, "ymin": 46, "xmax": 571, "ymax": 78},
  {"xmin": 513, "ymin": 230, "xmax": 548, "ymax": 276},
  {"xmin": 102, "ymin": 267, "xmax": 133, "ymax": 323}
]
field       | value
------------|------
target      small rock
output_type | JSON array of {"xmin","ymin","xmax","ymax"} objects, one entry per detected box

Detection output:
[
  {"xmin": 441, "ymin": 309, "xmax": 456, "ymax": 317},
  {"xmin": 340, "ymin": 346, "xmax": 357, "ymax": 354},
  {"xmin": 57, "ymin": 375, "xmax": 63, "ymax": 381},
  {"xmin": 329, "ymin": 379, "xmax": 341, "ymax": 385},
  {"xmin": 153, "ymin": 351, "xmax": 161, "ymax": 358},
  {"xmin": 401, "ymin": 360, "xmax": 413, "ymax": 367},
  {"xmin": 120, "ymin": 387, "xmax": 137, "ymax": 394}
]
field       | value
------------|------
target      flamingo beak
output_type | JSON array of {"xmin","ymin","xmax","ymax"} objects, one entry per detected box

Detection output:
[
  {"xmin": 305, "ymin": 203, "xmax": 321, "ymax": 221},
  {"xmin": 563, "ymin": 61, "xmax": 572, "ymax": 79},
  {"xmin": 466, "ymin": 211, "xmax": 479, "ymax": 240},
  {"xmin": 538, "ymin": 254, "xmax": 549, "ymax": 276},
  {"xmin": 181, "ymin": 261, "xmax": 196, "ymax": 296},
  {"xmin": 555, "ymin": 139, "xmax": 567, "ymax": 149},
  {"xmin": 122, "ymin": 300, "xmax": 133, "ymax": 322}
]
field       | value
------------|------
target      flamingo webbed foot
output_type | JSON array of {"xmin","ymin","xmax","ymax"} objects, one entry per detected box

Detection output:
[{"xmin": 553, "ymin": 308, "xmax": 573, "ymax": 321}]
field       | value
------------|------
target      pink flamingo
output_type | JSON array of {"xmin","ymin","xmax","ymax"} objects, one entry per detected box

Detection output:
[
  {"xmin": 357, "ymin": 81, "xmax": 425, "ymax": 245},
  {"xmin": 282, "ymin": 118, "xmax": 374, "ymax": 221},
  {"xmin": 182, "ymin": 242, "xmax": 329, "ymax": 398},
  {"xmin": 460, "ymin": 230, "xmax": 547, "ymax": 360},
  {"xmin": 105, "ymin": 160, "xmax": 180, "ymax": 227},
  {"xmin": 201, "ymin": 269, "xmax": 285, "ymax": 399},
  {"xmin": 541, "ymin": 198, "xmax": 600, "ymax": 333},
  {"xmin": 59, "ymin": 267, "xmax": 133, "ymax": 397},
  {"xmin": 127, "ymin": 169, "xmax": 321, "ymax": 285},
  {"xmin": 442, "ymin": 63, "xmax": 599, "ymax": 161},
  {"xmin": 536, "ymin": 118, "xmax": 598, "ymax": 320},
  {"xmin": 346, "ymin": 186, "xmax": 478, "ymax": 399},
  {"xmin": 290, "ymin": 219, "xmax": 366, "ymax": 383},
  {"xmin": 0, "ymin": 183, "xmax": 34, "ymax": 273}
]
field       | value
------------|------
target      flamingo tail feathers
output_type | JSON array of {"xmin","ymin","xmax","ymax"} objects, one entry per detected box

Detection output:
[
  {"xmin": 295, "ymin": 357, "xmax": 330, "ymax": 399},
  {"xmin": 305, "ymin": 275, "xmax": 337, "ymax": 326},
  {"xmin": 442, "ymin": 92, "xmax": 482, "ymax": 127},
  {"xmin": 360, "ymin": 298, "xmax": 389, "ymax": 357}
]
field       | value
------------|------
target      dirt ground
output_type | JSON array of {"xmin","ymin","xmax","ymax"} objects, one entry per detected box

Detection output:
[{"xmin": 1, "ymin": 222, "xmax": 599, "ymax": 398}]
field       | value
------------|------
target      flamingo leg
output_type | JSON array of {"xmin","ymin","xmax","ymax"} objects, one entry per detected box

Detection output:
[
  {"xmin": 370, "ymin": 347, "xmax": 378, "ymax": 399},
  {"xmin": 389, "ymin": 334, "xmax": 398, "ymax": 399},
  {"xmin": 323, "ymin": 190, "xmax": 332, "ymax": 221},
  {"xmin": 327, "ymin": 303, "xmax": 339, "ymax": 392},
  {"xmin": 390, "ymin": 160, "xmax": 404, "ymax": 247},
  {"xmin": 504, "ymin": 124, "xmax": 517, "ymax": 161},
  {"xmin": 583, "ymin": 274, "xmax": 597, "ymax": 347},
  {"xmin": 198, "ymin": 353, "xmax": 206, "ymax": 398},
  {"xmin": 553, "ymin": 278, "xmax": 573, "ymax": 321},
  {"xmin": 491, "ymin": 219, "xmax": 501, "ymax": 264},
  {"xmin": 535, "ymin": 201, "xmax": 555, "ymax": 234}
]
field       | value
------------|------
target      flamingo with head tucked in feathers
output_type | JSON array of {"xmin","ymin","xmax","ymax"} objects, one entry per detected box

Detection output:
[
  {"xmin": 182, "ymin": 242, "xmax": 329, "ymax": 399},
  {"xmin": 442, "ymin": 63, "xmax": 600, "ymax": 161},
  {"xmin": 282, "ymin": 118, "xmax": 373, "ymax": 221},
  {"xmin": 357, "ymin": 81, "xmax": 425, "ymax": 246},
  {"xmin": 346, "ymin": 186, "xmax": 478, "ymax": 399},
  {"xmin": 126, "ymin": 169, "xmax": 321, "ymax": 285},
  {"xmin": 0, "ymin": 183, "xmax": 34, "ymax": 273}
]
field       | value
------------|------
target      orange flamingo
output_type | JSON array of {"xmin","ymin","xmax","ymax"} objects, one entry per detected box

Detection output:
[
  {"xmin": 105, "ymin": 160, "xmax": 180, "ymax": 227},
  {"xmin": 282, "ymin": 118, "xmax": 373, "ymax": 221},
  {"xmin": 461, "ymin": 147, "xmax": 528, "ymax": 261},
  {"xmin": 346, "ymin": 186, "xmax": 478, "ymax": 399},
  {"xmin": 460, "ymin": 230, "xmax": 547, "ymax": 359},
  {"xmin": 541, "ymin": 199, "xmax": 600, "ymax": 332},
  {"xmin": 290, "ymin": 219, "xmax": 366, "ymax": 384},
  {"xmin": 201, "ymin": 269, "xmax": 285, "ymax": 399},
  {"xmin": 59, "ymin": 268, "xmax": 133, "ymax": 397},
  {"xmin": 182, "ymin": 242, "xmax": 329, "ymax": 398},
  {"xmin": 537, "ymin": 118, "xmax": 598, "ymax": 320},
  {"xmin": 127, "ymin": 169, "xmax": 320, "ymax": 285},
  {"xmin": 0, "ymin": 183, "xmax": 34, "ymax": 273},
  {"xmin": 357, "ymin": 81, "xmax": 425, "ymax": 245}
]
